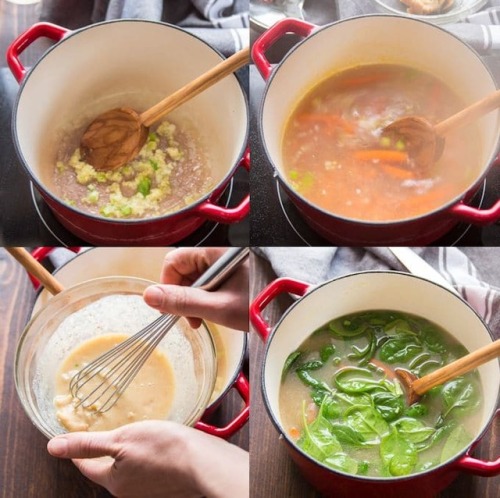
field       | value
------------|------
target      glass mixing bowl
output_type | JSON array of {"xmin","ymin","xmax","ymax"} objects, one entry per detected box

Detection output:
[
  {"xmin": 374, "ymin": 0, "xmax": 488, "ymax": 24},
  {"xmin": 15, "ymin": 276, "xmax": 217, "ymax": 438}
]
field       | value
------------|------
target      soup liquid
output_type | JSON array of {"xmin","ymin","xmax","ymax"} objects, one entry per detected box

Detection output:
[
  {"xmin": 54, "ymin": 333, "xmax": 175, "ymax": 432},
  {"xmin": 280, "ymin": 310, "xmax": 483, "ymax": 477},
  {"xmin": 282, "ymin": 64, "xmax": 482, "ymax": 221}
]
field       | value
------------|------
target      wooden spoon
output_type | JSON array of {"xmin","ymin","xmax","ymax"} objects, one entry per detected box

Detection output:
[
  {"xmin": 395, "ymin": 338, "xmax": 500, "ymax": 405},
  {"xmin": 7, "ymin": 247, "xmax": 64, "ymax": 295},
  {"xmin": 80, "ymin": 46, "xmax": 250, "ymax": 171},
  {"xmin": 383, "ymin": 89, "xmax": 500, "ymax": 170}
]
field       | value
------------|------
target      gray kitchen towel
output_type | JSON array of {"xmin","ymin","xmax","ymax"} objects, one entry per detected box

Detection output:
[
  {"xmin": 255, "ymin": 247, "xmax": 500, "ymax": 337},
  {"xmin": 336, "ymin": 0, "xmax": 500, "ymax": 54},
  {"xmin": 40, "ymin": 0, "xmax": 249, "ymax": 55}
]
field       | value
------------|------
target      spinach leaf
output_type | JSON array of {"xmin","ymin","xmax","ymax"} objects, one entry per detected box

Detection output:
[
  {"xmin": 380, "ymin": 428, "xmax": 418, "ymax": 476},
  {"xmin": 379, "ymin": 337, "xmax": 422, "ymax": 364},
  {"xmin": 392, "ymin": 417, "xmax": 434, "ymax": 443},
  {"xmin": 282, "ymin": 351, "xmax": 302, "ymax": 381},
  {"xmin": 442, "ymin": 377, "xmax": 480, "ymax": 418},
  {"xmin": 298, "ymin": 400, "xmax": 342, "ymax": 461},
  {"xmin": 348, "ymin": 330, "xmax": 376, "ymax": 365},
  {"xmin": 358, "ymin": 461, "xmax": 369, "ymax": 475},
  {"xmin": 297, "ymin": 360, "xmax": 324, "ymax": 371},
  {"xmin": 372, "ymin": 391, "xmax": 405, "ymax": 422},
  {"xmin": 404, "ymin": 402, "xmax": 428, "ymax": 418},
  {"xmin": 296, "ymin": 370, "xmax": 331, "ymax": 392},
  {"xmin": 421, "ymin": 326, "xmax": 447, "ymax": 354},
  {"xmin": 440, "ymin": 425, "xmax": 472, "ymax": 464},
  {"xmin": 334, "ymin": 367, "xmax": 383, "ymax": 394},
  {"xmin": 320, "ymin": 344, "xmax": 336, "ymax": 362},
  {"xmin": 330, "ymin": 423, "xmax": 367, "ymax": 447},
  {"xmin": 329, "ymin": 315, "xmax": 368, "ymax": 337},
  {"xmin": 324, "ymin": 453, "xmax": 359, "ymax": 474},
  {"xmin": 344, "ymin": 406, "xmax": 389, "ymax": 442}
]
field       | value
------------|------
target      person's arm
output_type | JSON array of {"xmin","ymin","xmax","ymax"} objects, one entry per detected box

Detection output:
[
  {"xmin": 143, "ymin": 247, "xmax": 249, "ymax": 331},
  {"xmin": 47, "ymin": 420, "xmax": 249, "ymax": 498}
]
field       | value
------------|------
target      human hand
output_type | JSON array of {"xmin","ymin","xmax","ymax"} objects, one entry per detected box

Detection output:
[
  {"xmin": 47, "ymin": 420, "xmax": 249, "ymax": 498},
  {"xmin": 143, "ymin": 248, "xmax": 249, "ymax": 331}
]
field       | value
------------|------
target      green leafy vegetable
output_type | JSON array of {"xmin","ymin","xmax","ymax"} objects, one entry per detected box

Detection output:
[
  {"xmin": 137, "ymin": 176, "xmax": 152, "ymax": 197},
  {"xmin": 380, "ymin": 429, "xmax": 417, "ymax": 476},
  {"xmin": 330, "ymin": 423, "xmax": 367, "ymax": 447},
  {"xmin": 379, "ymin": 337, "xmax": 422, "ymax": 364},
  {"xmin": 372, "ymin": 392, "xmax": 405, "ymax": 422},
  {"xmin": 392, "ymin": 418, "xmax": 434, "ymax": 444},
  {"xmin": 344, "ymin": 406, "xmax": 389, "ymax": 442},
  {"xmin": 320, "ymin": 344, "xmax": 336, "ymax": 362},
  {"xmin": 334, "ymin": 367, "xmax": 382, "ymax": 394},
  {"xmin": 442, "ymin": 378, "xmax": 480, "ymax": 418},
  {"xmin": 324, "ymin": 453, "xmax": 359, "ymax": 474},
  {"xmin": 298, "ymin": 360, "xmax": 324, "ymax": 371},
  {"xmin": 282, "ymin": 351, "xmax": 302, "ymax": 381},
  {"xmin": 297, "ymin": 370, "xmax": 331, "ymax": 393},
  {"xmin": 440, "ymin": 425, "xmax": 471, "ymax": 463}
]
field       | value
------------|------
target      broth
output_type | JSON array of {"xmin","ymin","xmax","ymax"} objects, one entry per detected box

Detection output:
[
  {"xmin": 282, "ymin": 64, "xmax": 481, "ymax": 221},
  {"xmin": 279, "ymin": 310, "xmax": 483, "ymax": 478},
  {"xmin": 53, "ymin": 119, "xmax": 214, "ymax": 219}
]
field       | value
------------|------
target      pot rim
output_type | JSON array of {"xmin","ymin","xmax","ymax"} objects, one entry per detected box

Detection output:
[
  {"xmin": 258, "ymin": 14, "xmax": 500, "ymax": 226},
  {"xmin": 15, "ymin": 274, "xmax": 218, "ymax": 439},
  {"xmin": 12, "ymin": 18, "xmax": 249, "ymax": 225},
  {"xmin": 259, "ymin": 269, "xmax": 500, "ymax": 482}
]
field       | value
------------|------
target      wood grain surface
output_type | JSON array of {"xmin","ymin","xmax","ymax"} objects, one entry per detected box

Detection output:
[
  {"xmin": 249, "ymin": 251, "xmax": 500, "ymax": 498},
  {"xmin": 0, "ymin": 248, "xmax": 249, "ymax": 498}
]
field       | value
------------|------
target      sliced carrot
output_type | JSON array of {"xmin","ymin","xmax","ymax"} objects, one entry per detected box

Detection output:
[
  {"xmin": 289, "ymin": 426, "xmax": 301, "ymax": 440},
  {"xmin": 353, "ymin": 149, "xmax": 409, "ymax": 164},
  {"xmin": 306, "ymin": 402, "xmax": 319, "ymax": 424},
  {"xmin": 379, "ymin": 164, "xmax": 415, "ymax": 181},
  {"xmin": 295, "ymin": 113, "xmax": 356, "ymax": 134}
]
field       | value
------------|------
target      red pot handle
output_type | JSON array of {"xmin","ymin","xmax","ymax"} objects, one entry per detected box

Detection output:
[
  {"xmin": 449, "ymin": 200, "xmax": 500, "ymax": 225},
  {"xmin": 193, "ymin": 148, "xmax": 250, "ymax": 223},
  {"xmin": 252, "ymin": 18, "xmax": 316, "ymax": 81},
  {"xmin": 453, "ymin": 409, "xmax": 500, "ymax": 476},
  {"xmin": 29, "ymin": 246, "xmax": 80, "ymax": 290},
  {"xmin": 195, "ymin": 371, "xmax": 249, "ymax": 439},
  {"xmin": 250, "ymin": 277, "xmax": 311, "ymax": 341},
  {"xmin": 7, "ymin": 22, "xmax": 69, "ymax": 82}
]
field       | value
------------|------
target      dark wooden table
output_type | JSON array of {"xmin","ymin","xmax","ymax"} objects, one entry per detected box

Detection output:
[
  {"xmin": 249, "ymin": 252, "xmax": 500, "ymax": 498},
  {"xmin": 0, "ymin": 248, "xmax": 249, "ymax": 498}
]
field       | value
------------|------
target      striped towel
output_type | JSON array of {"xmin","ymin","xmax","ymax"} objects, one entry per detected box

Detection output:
[{"xmin": 255, "ymin": 246, "xmax": 500, "ymax": 335}]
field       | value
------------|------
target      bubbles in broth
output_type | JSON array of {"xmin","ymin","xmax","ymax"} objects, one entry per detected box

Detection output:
[
  {"xmin": 282, "ymin": 64, "xmax": 481, "ymax": 221},
  {"xmin": 280, "ymin": 310, "xmax": 483, "ymax": 477}
]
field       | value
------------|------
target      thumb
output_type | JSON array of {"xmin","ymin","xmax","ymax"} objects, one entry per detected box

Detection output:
[
  {"xmin": 143, "ymin": 284, "xmax": 223, "ymax": 325},
  {"xmin": 47, "ymin": 431, "xmax": 119, "ymax": 459}
]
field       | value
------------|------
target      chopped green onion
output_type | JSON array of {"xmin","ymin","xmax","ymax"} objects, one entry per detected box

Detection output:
[{"xmin": 137, "ymin": 176, "xmax": 152, "ymax": 197}]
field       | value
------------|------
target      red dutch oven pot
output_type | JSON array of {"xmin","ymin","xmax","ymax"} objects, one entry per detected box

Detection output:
[
  {"xmin": 252, "ymin": 15, "xmax": 500, "ymax": 245},
  {"xmin": 26, "ymin": 247, "xmax": 249, "ymax": 439},
  {"xmin": 250, "ymin": 271, "xmax": 500, "ymax": 498},
  {"xmin": 8, "ymin": 21, "xmax": 249, "ymax": 245}
]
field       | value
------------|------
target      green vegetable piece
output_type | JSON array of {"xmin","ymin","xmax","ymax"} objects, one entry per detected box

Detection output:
[
  {"xmin": 442, "ymin": 377, "xmax": 480, "ymax": 418},
  {"xmin": 440, "ymin": 425, "xmax": 471, "ymax": 464},
  {"xmin": 289, "ymin": 170, "xmax": 299, "ymax": 181},
  {"xmin": 372, "ymin": 392, "xmax": 405, "ymax": 422},
  {"xmin": 149, "ymin": 159, "xmax": 159, "ymax": 171},
  {"xmin": 421, "ymin": 326, "xmax": 447, "ymax": 354},
  {"xmin": 148, "ymin": 132, "xmax": 158, "ymax": 142},
  {"xmin": 320, "ymin": 344, "xmax": 336, "ymax": 363},
  {"xmin": 379, "ymin": 338, "xmax": 422, "ymax": 364},
  {"xmin": 392, "ymin": 417, "xmax": 434, "ymax": 444},
  {"xmin": 297, "ymin": 360, "xmax": 324, "ymax": 372},
  {"xmin": 344, "ymin": 406, "xmax": 389, "ymax": 442},
  {"xmin": 379, "ymin": 136, "xmax": 391, "ymax": 148},
  {"xmin": 298, "ymin": 400, "xmax": 342, "ymax": 462},
  {"xmin": 120, "ymin": 205, "xmax": 132, "ymax": 216},
  {"xmin": 334, "ymin": 367, "xmax": 382, "ymax": 394},
  {"xmin": 404, "ymin": 403, "xmax": 428, "ymax": 418},
  {"xmin": 380, "ymin": 429, "xmax": 417, "ymax": 477},
  {"xmin": 330, "ymin": 423, "xmax": 366, "ymax": 447},
  {"xmin": 137, "ymin": 176, "xmax": 152, "ymax": 197},
  {"xmin": 282, "ymin": 351, "xmax": 302, "ymax": 381},
  {"xmin": 296, "ymin": 370, "xmax": 331, "ymax": 393},
  {"xmin": 324, "ymin": 453, "xmax": 359, "ymax": 474},
  {"xmin": 358, "ymin": 461, "xmax": 369, "ymax": 475}
]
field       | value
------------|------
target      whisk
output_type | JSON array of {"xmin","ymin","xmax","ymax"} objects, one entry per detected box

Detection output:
[{"xmin": 68, "ymin": 246, "xmax": 249, "ymax": 413}]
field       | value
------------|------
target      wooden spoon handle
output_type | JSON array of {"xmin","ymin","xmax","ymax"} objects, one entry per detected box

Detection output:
[
  {"xmin": 435, "ymin": 89, "xmax": 500, "ymax": 136},
  {"xmin": 7, "ymin": 247, "xmax": 65, "ymax": 295},
  {"xmin": 140, "ymin": 46, "xmax": 250, "ymax": 127},
  {"xmin": 413, "ymin": 338, "xmax": 500, "ymax": 395}
]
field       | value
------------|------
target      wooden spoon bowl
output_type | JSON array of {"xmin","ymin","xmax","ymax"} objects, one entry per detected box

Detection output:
[
  {"xmin": 80, "ymin": 46, "xmax": 250, "ymax": 171},
  {"xmin": 383, "ymin": 89, "xmax": 500, "ymax": 171}
]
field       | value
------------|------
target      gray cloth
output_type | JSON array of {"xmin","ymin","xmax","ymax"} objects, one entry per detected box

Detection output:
[
  {"xmin": 40, "ymin": 0, "xmax": 249, "ymax": 55},
  {"xmin": 255, "ymin": 247, "xmax": 500, "ymax": 337}
]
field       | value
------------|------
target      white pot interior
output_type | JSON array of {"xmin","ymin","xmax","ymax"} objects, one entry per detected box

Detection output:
[
  {"xmin": 15, "ymin": 20, "xmax": 248, "ymax": 194},
  {"xmin": 31, "ymin": 247, "xmax": 246, "ymax": 404},
  {"xmin": 262, "ymin": 16, "xmax": 499, "ymax": 186},
  {"xmin": 264, "ymin": 272, "xmax": 499, "ymax": 441}
]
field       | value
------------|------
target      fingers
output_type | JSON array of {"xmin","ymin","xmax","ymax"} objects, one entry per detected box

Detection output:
[
  {"xmin": 47, "ymin": 431, "xmax": 119, "ymax": 460},
  {"xmin": 71, "ymin": 457, "xmax": 114, "ymax": 490},
  {"xmin": 161, "ymin": 248, "xmax": 226, "ymax": 286},
  {"xmin": 143, "ymin": 284, "xmax": 224, "ymax": 327}
]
